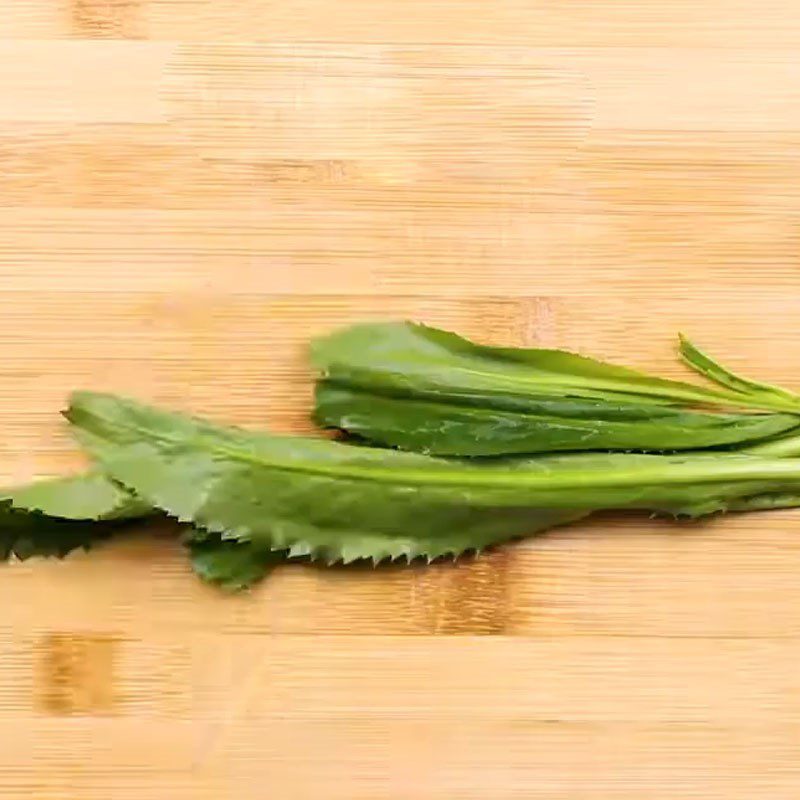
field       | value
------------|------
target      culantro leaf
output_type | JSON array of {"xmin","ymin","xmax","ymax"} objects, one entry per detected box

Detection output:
[
  {"xmin": 312, "ymin": 322, "xmax": 800, "ymax": 455},
  {"xmin": 66, "ymin": 392, "xmax": 800, "ymax": 565},
  {"xmin": 0, "ymin": 471, "xmax": 151, "ymax": 560},
  {"xmin": 678, "ymin": 333, "xmax": 800, "ymax": 412},
  {"xmin": 188, "ymin": 535, "xmax": 287, "ymax": 591},
  {"xmin": 315, "ymin": 382, "xmax": 800, "ymax": 456}
]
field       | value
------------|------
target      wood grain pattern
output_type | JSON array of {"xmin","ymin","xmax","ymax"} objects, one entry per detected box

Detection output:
[{"xmin": 3, "ymin": 1, "xmax": 800, "ymax": 797}]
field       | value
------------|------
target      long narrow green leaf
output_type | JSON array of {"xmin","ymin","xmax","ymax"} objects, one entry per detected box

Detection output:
[
  {"xmin": 66, "ymin": 392, "xmax": 800, "ymax": 566},
  {"xmin": 679, "ymin": 334, "xmax": 800, "ymax": 412},
  {"xmin": 316, "ymin": 382, "xmax": 799, "ymax": 456},
  {"xmin": 312, "ymin": 322, "xmax": 745, "ymax": 406},
  {"xmin": 312, "ymin": 322, "xmax": 800, "ymax": 455}
]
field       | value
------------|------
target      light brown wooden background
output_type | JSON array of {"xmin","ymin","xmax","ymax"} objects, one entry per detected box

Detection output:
[{"xmin": 3, "ymin": 1, "xmax": 800, "ymax": 798}]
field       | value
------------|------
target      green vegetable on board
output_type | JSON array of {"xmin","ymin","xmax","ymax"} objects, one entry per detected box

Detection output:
[
  {"xmin": 64, "ymin": 391, "xmax": 800, "ymax": 566},
  {"xmin": 312, "ymin": 322, "xmax": 800, "ymax": 455},
  {"xmin": 0, "ymin": 471, "xmax": 149, "ymax": 560},
  {"xmin": 2, "ymin": 324, "xmax": 800, "ymax": 592}
]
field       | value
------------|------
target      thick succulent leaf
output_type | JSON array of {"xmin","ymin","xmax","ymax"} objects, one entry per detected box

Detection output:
[
  {"xmin": 188, "ymin": 535, "xmax": 286, "ymax": 591},
  {"xmin": 66, "ymin": 392, "xmax": 800, "ymax": 564},
  {"xmin": 311, "ymin": 322, "xmax": 746, "ymax": 408},
  {"xmin": 679, "ymin": 334, "xmax": 800, "ymax": 412},
  {"xmin": 0, "ymin": 471, "xmax": 151, "ymax": 561},
  {"xmin": 315, "ymin": 381, "xmax": 800, "ymax": 456}
]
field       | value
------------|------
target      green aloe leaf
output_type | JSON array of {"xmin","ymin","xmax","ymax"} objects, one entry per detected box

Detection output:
[{"xmin": 65, "ymin": 392, "xmax": 800, "ymax": 566}]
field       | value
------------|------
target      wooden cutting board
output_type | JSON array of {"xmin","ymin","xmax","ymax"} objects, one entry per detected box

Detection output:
[{"xmin": 3, "ymin": 2, "xmax": 800, "ymax": 797}]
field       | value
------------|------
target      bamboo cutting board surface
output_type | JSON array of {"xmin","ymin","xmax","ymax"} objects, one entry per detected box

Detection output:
[{"xmin": 4, "ymin": 2, "xmax": 800, "ymax": 798}]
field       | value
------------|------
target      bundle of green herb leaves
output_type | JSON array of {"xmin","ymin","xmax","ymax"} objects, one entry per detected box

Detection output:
[
  {"xmin": 313, "ymin": 323, "xmax": 800, "ymax": 455},
  {"xmin": 4, "ymin": 325, "xmax": 800, "ymax": 591}
]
